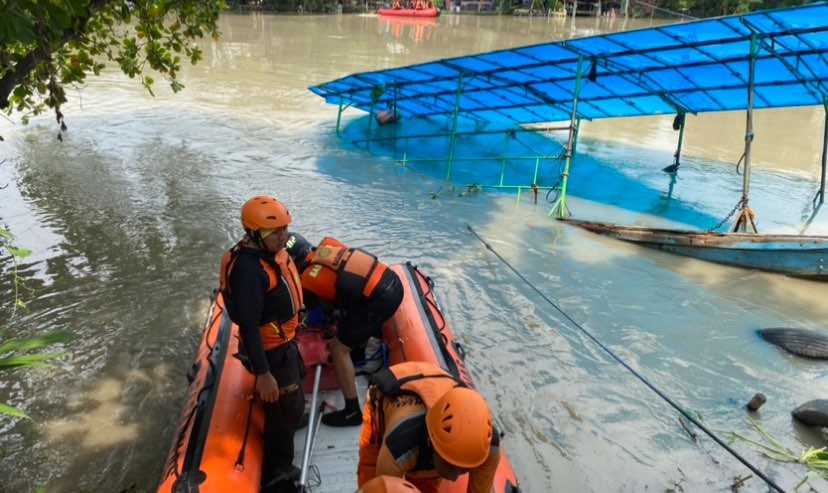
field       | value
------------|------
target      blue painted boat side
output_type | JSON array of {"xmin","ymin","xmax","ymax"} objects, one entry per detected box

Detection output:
[
  {"xmin": 638, "ymin": 241, "xmax": 828, "ymax": 277},
  {"xmin": 561, "ymin": 219, "xmax": 828, "ymax": 279}
]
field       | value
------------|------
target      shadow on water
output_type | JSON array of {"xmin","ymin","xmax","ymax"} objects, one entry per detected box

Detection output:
[{"xmin": 0, "ymin": 122, "xmax": 234, "ymax": 491}]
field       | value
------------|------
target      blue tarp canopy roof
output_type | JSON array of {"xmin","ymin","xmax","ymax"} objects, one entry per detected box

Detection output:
[{"xmin": 309, "ymin": 3, "xmax": 828, "ymax": 127}]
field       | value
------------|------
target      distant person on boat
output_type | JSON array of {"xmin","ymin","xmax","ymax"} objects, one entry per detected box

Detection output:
[
  {"xmin": 392, "ymin": 0, "xmax": 402, "ymax": 8},
  {"xmin": 286, "ymin": 233, "xmax": 404, "ymax": 427},
  {"xmin": 375, "ymin": 107, "xmax": 399, "ymax": 126},
  {"xmin": 219, "ymin": 196, "xmax": 306, "ymax": 492},
  {"xmin": 357, "ymin": 475, "xmax": 421, "ymax": 492},
  {"xmin": 357, "ymin": 361, "xmax": 501, "ymax": 493},
  {"xmin": 414, "ymin": 0, "xmax": 426, "ymax": 9}
]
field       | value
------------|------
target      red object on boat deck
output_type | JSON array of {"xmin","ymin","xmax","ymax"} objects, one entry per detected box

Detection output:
[{"xmin": 296, "ymin": 328, "xmax": 339, "ymax": 393}]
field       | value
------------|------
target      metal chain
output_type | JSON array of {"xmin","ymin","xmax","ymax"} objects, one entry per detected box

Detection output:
[{"xmin": 707, "ymin": 197, "xmax": 744, "ymax": 232}]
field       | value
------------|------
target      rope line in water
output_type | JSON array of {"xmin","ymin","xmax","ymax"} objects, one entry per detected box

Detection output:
[{"xmin": 465, "ymin": 224, "xmax": 786, "ymax": 493}]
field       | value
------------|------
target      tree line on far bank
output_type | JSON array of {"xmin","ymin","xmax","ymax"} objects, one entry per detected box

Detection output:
[
  {"xmin": 223, "ymin": 0, "xmax": 816, "ymax": 17},
  {"xmin": 653, "ymin": 0, "xmax": 816, "ymax": 18}
]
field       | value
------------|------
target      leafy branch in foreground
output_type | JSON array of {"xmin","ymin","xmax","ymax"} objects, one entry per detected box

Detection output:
[
  {"xmin": 0, "ymin": 0, "xmax": 225, "ymax": 140},
  {"xmin": 716, "ymin": 415, "xmax": 828, "ymax": 492},
  {"xmin": 0, "ymin": 226, "xmax": 73, "ymax": 419},
  {"xmin": 0, "ymin": 227, "xmax": 32, "ymax": 318},
  {"xmin": 0, "ymin": 329, "xmax": 74, "ymax": 419}
]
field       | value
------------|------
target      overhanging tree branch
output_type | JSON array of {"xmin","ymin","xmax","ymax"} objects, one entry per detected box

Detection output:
[{"xmin": 0, "ymin": 0, "xmax": 113, "ymax": 109}]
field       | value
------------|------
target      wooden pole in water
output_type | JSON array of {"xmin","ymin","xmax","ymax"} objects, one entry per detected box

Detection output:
[
  {"xmin": 549, "ymin": 56, "xmax": 584, "ymax": 219},
  {"xmin": 663, "ymin": 111, "xmax": 685, "ymax": 173},
  {"xmin": 446, "ymin": 75, "xmax": 464, "ymax": 182},
  {"xmin": 732, "ymin": 34, "xmax": 758, "ymax": 233},
  {"xmin": 336, "ymin": 101, "xmax": 344, "ymax": 136},
  {"xmin": 674, "ymin": 112, "xmax": 685, "ymax": 167},
  {"xmin": 819, "ymin": 97, "xmax": 828, "ymax": 205},
  {"xmin": 572, "ymin": 118, "xmax": 581, "ymax": 156},
  {"xmin": 367, "ymin": 95, "xmax": 377, "ymax": 152}
]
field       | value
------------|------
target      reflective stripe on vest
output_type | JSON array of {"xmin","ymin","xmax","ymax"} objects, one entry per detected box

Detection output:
[
  {"xmin": 370, "ymin": 362, "xmax": 461, "ymax": 449},
  {"xmin": 219, "ymin": 244, "xmax": 303, "ymax": 349},
  {"xmin": 311, "ymin": 245, "xmax": 388, "ymax": 298},
  {"xmin": 260, "ymin": 249, "xmax": 303, "ymax": 348},
  {"xmin": 388, "ymin": 361, "xmax": 460, "ymax": 408}
]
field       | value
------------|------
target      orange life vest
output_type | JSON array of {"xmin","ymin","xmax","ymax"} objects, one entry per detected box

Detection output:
[
  {"xmin": 219, "ymin": 243, "xmax": 303, "ymax": 349},
  {"xmin": 302, "ymin": 237, "xmax": 388, "ymax": 302},
  {"xmin": 365, "ymin": 361, "xmax": 461, "ymax": 448}
]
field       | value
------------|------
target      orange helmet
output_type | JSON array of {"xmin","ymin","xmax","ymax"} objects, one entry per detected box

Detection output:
[
  {"xmin": 357, "ymin": 475, "xmax": 420, "ymax": 493},
  {"xmin": 426, "ymin": 387, "xmax": 492, "ymax": 469},
  {"xmin": 240, "ymin": 196, "xmax": 291, "ymax": 232}
]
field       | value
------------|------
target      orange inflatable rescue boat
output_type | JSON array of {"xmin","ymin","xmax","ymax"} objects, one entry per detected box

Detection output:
[
  {"xmin": 158, "ymin": 263, "xmax": 520, "ymax": 492},
  {"xmin": 157, "ymin": 291, "xmax": 264, "ymax": 492}
]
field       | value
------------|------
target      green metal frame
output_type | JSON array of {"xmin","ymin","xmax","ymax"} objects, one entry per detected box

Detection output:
[
  {"xmin": 332, "ymin": 65, "xmax": 592, "ymax": 209},
  {"xmin": 732, "ymin": 34, "xmax": 759, "ymax": 234},
  {"xmin": 548, "ymin": 56, "xmax": 585, "ymax": 219},
  {"xmin": 338, "ymin": 97, "xmax": 573, "ymax": 198}
]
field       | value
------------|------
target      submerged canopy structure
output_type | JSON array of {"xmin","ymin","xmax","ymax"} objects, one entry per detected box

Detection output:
[
  {"xmin": 311, "ymin": 3, "xmax": 828, "ymax": 125},
  {"xmin": 309, "ymin": 3, "xmax": 828, "ymax": 227}
]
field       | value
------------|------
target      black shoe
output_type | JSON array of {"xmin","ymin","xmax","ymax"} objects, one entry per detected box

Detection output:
[
  {"xmin": 350, "ymin": 344, "xmax": 367, "ymax": 363},
  {"xmin": 261, "ymin": 479, "xmax": 299, "ymax": 493},
  {"xmin": 321, "ymin": 408, "xmax": 362, "ymax": 427},
  {"xmin": 261, "ymin": 465, "xmax": 301, "ymax": 489}
]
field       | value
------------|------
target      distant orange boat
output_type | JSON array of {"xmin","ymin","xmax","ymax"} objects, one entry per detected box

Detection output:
[
  {"xmin": 378, "ymin": 14, "xmax": 439, "ymax": 26},
  {"xmin": 377, "ymin": 6, "xmax": 441, "ymax": 16}
]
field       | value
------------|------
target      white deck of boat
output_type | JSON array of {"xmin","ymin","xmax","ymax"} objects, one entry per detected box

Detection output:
[{"xmin": 292, "ymin": 373, "xmax": 372, "ymax": 493}]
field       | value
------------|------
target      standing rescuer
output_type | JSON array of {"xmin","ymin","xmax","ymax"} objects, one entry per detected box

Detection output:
[{"xmin": 219, "ymin": 195, "xmax": 306, "ymax": 492}]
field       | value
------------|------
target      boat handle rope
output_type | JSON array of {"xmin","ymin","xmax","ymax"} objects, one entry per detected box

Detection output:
[
  {"xmin": 235, "ymin": 395, "xmax": 254, "ymax": 468},
  {"xmin": 465, "ymin": 224, "xmax": 786, "ymax": 493},
  {"xmin": 211, "ymin": 292, "xmax": 255, "ymax": 471},
  {"xmin": 167, "ymin": 298, "xmax": 225, "ymax": 482}
]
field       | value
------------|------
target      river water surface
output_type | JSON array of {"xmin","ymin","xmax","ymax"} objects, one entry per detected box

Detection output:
[{"xmin": 2, "ymin": 12, "xmax": 828, "ymax": 493}]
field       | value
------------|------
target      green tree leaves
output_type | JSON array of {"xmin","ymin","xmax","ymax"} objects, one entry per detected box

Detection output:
[
  {"xmin": 0, "ymin": 0, "xmax": 226, "ymax": 140},
  {"xmin": 0, "ymin": 329, "xmax": 74, "ymax": 419},
  {"xmin": 0, "ymin": 226, "xmax": 74, "ymax": 420}
]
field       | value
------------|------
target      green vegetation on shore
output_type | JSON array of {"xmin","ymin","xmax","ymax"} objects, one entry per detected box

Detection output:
[{"xmin": 224, "ymin": 0, "xmax": 816, "ymax": 16}]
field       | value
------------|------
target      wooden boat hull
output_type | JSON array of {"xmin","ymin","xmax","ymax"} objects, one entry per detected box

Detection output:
[
  {"xmin": 377, "ymin": 7, "xmax": 441, "ymax": 16},
  {"xmin": 158, "ymin": 292, "xmax": 265, "ymax": 493},
  {"xmin": 562, "ymin": 218, "xmax": 828, "ymax": 279}
]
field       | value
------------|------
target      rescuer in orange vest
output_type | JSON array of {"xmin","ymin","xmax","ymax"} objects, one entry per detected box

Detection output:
[
  {"xmin": 219, "ymin": 196, "xmax": 306, "ymax": 491},
  {"xmin": 286, "ymin": 233, "xmax": 403, "ymax": 427}
]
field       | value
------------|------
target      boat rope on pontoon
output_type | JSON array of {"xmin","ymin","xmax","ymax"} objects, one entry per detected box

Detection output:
[{"xmin": 466, "ymin": 224, "xmax": 786, "ymax": 493}]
